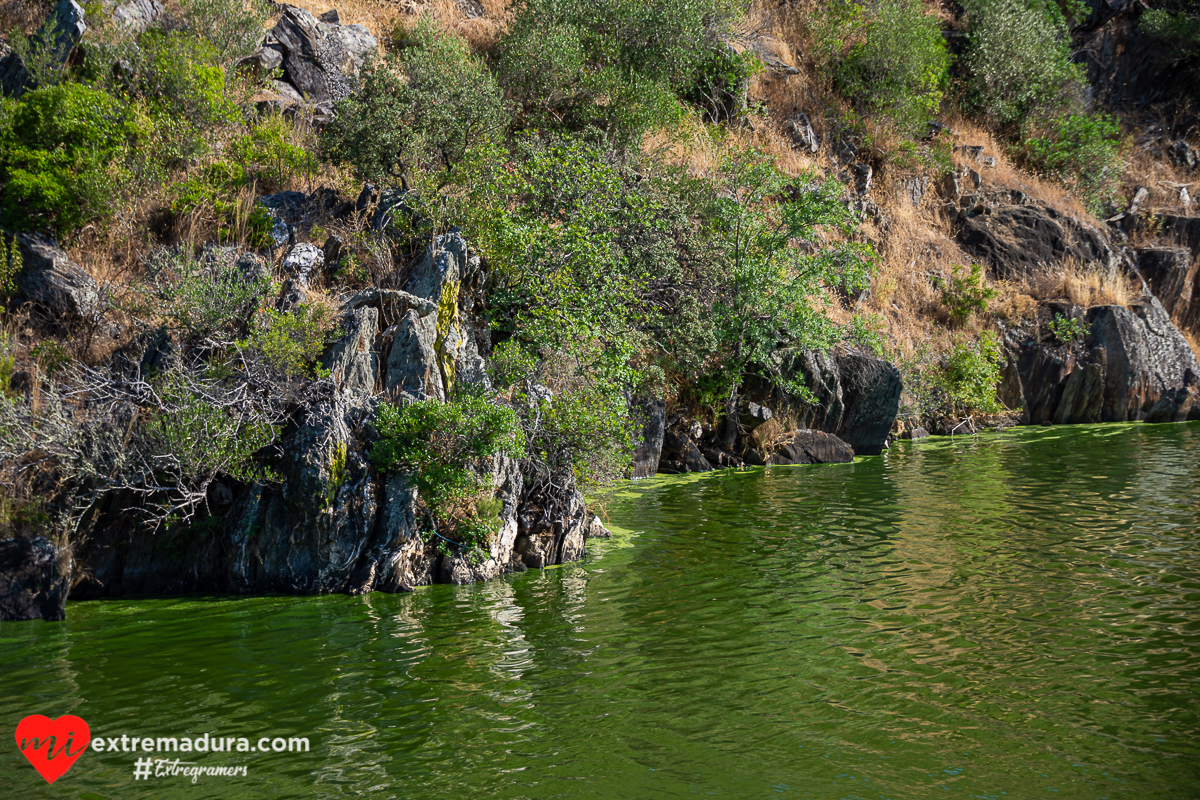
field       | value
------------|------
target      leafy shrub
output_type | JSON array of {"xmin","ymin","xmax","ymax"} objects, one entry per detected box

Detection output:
[
  {"xmin": 0, "ymin": 232, "xmax": 20, "ymax": 315},
  {"xmin": 169, "ymin": 163, "xmax": 274, "ymax": 247},
  {"xmin": 933, "ymin": 264, "xmax": 996, "ymax": 327},
  {"xmin": 179, "ymin": 0, "xmax": 273, "ymax": 66},
  {"xmin": 143, "ymin": 249, "xmax": 270, "ymax": 342},
  {"xmin": 322, "ymin": 25, "xmax": 509, "ymax": 181},
  {"xmin": 0, "ymin": 83, "xmax": 133, "ymax": 237},
  {"xmin": 371, "ymin": 392, "xmax": 525, "ymax": 551},
  {"xmin": 239, "ymin": 305, "xmax": 337, "ymax": 379},
  {"xmin": 498, "ymin": 0, "xmax": 740, "ymax": 139},
  {"xmin": 941, "ymin": 331, "xmax": 1004, "ymax": 416},
  {"xmin": 231, "ymin": 114, "xmax": 318, "ymax": 191},
  {"xmin": 817, "ymin": 0, "xmax": 950, "ymax": 134},
  {"xmin": 962, "ymin": 0, "xmax": 1085, "ymax": 127},
  {"xmin": 1047, "ymin": 312, "xmax": 1089, "ymax": 344},
  {"xmin": 682, "ymin": 46, "xmax": 760, "ymax": 123},
  {"xmin": 1141, "ymin": 7, "xmax": 1200, "ymax": 63},
  {"xmin": 1021, "ymin": 112, "xmax": 1124, "ymax": 213},
  {"xmin": 31, "ymin": 340, "xmax": 70, "ymax": 377}
]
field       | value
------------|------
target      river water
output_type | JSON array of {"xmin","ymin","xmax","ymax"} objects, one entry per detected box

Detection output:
[{"xmin": 3, "ymin": 423, "xmax": 1200, "ymax": 799}]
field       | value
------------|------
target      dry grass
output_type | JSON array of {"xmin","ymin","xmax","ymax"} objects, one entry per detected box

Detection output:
[
  {"xmin": 1016, "ymin": 259, "xmax": 1140, "ymax": 308},
  {"xmin": 0, "ymin": 0, "xmax": 51, "ymax": 34},
  {"xmin": 282, "ymin": 0, "xmax": 510, "ymax": 53},
  {"xmin": 1119, "ymin": 134, "xmax": 1196, "ymax": 216}
]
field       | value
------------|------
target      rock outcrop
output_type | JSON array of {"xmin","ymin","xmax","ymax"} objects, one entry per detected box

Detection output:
[
  {"xmin": 956, "ymin": 204, "xmax": 1117, "ymax": 279},
  {"xmin": 14, "ymin": 233, "xmax": 101, "ymax": 320},
  {"xmin": 69, "ymin": 229, "xmax": 598, "ymax": 605},
  {"xmin": 1000, "ymin": 296, "xmax": 1200, "ymax": 425},
  {"xmin": 0, "ymin": 537, "xmax": 71, "ymax": 621}
]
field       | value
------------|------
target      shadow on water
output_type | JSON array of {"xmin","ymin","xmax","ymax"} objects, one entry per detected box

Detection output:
[{"xmin": 3, "ymin": 423, "xmax": 1200, "ymax": 798}]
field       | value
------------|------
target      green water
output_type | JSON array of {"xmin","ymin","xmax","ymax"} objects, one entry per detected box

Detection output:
[{"xmin": 4, "ymin": 424, "xmax": 1200, "ymax": 799}]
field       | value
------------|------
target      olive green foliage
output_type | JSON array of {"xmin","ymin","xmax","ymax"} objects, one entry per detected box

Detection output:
[
  {"xmin": 144, "ymin": 373, "xmax": 280, "ymax": 486},
  {"xmin": 31, "ymin": 340, "xmax": 70, "ymax": 377},
  {"xmin": 0, "ymin": 83, "xmax": 133, "ymax": 237},
  {"xmin": 179, "ymin": 0, "xmax": 274, "ymax": 66},
  {"xmin": 169, "ymin": 162, "xmax": 275, "ymax": 247},
  {"xmin": 895, "ymin": 330, "xmax": 1004, "ymax": 421},
  {"xmin": 0, "ymin": 232, "xmax": 20, "ymax": 315},
  {"xmin": 231, "ymin": 114, "xmax": 319, "ymax": 191},
  {"xmin": 322, "ymin": 24, "xmax": 509, "ymax": 181},
  {"xmin": 1021, "ymin": 112, "xmax": 1124, "ymax": 213},
  {"xmin": 1141, "ymin": 7, "xmax": 1200, "ymax": 62},
  {"xmin": 239, "ymin": 305, "xmax": 337, "ymax": 379},
  {"xmin": 933, "ymin": 264, "xmax": 996, "ymax": 327},
  {"xmin": 1047, "ymin": 312, "xmax": 1089, "ymax": 344},
  {"xmin": 143, "ymin": 249, "xmax": 270, "ymax": 343},
  {"xmin": 817, "ymin": 0, "xmax": 951, "ymax": 133},
  {"xmin": 371, "ymin": 394, "xmax": 525, "ymax": 551},
  {"xmin": 962, "ymin": 0, "xmax": 1085, "ymax": 127},
  {"xmin": 499, "ymin": 0, "xmax": 745, "ymax": 138},
  {"xmin": 941, "ymin": 331, "xmax": 1004, "ymax": 415}
]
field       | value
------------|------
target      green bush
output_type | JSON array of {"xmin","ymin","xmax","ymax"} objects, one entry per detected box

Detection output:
[
  {"xmin": 933, "ymin": 264, "xmax": 996, "ymax": 327},
  {"xmin": 1141, "ymin": 7, "xmax": 1200, "ymax": 63},
  {"xmin": 817, "ymin": 0, "xmax": 950, "ymax": 134},
  {"xmin": 1021, "ymin": 112, "xmax": 1124, "ymax": 213},
  {"xmin": 322, "ymin": 24, "xmax": 509, "ymax": 182},
  {"xmin": 179, "ymin": 0, "xmax": 273, "ymax": 66},
  {"xmin": 239, "ymin": 305, "xmax": 337, "ymax": 379},
  {"xmin": 143, "ymin": 249, "xmax": 270, "ymax": 343},
  {"xmin": 0, "ymin": 232, "xmax": 20, "ymax": 315},
  {"xmin": 371, "ymin": 392, "xmax": 525, "ymax": 551},
  {"xmin": 1047, "ymin": 312, "xmax": 1089, "ymax": 344},
  {"xmin": 231, "ymin": 114, "xmax": 318, "ymax": 191},
  {"xmin": 498, "ymin": 0, "xmax": 741, "ymax": 139},
  {"xmin": 0, "ymin": 83, "xmax": 133, "ymax": 237},
  {"xmin": 682, "ymin": 46, "xmax": 760, "ymax": 123},
  {"xmin": 962, "ymin": 0, "xmax": 1085, "ymax": 127},
  {"xmin": 941, "ymin": 331, "xmax": 1004, "ymax": 416}
]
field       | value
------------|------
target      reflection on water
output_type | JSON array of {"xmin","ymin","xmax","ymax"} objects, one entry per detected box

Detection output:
[{"xmin": 3, "ymin": 423, "xmax": 1200, "ymax": 799}]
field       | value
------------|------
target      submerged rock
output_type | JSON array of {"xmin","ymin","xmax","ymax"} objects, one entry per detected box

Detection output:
[{"xmin": 765, "ymin": 429, "xmax": 854, "ymax": 465}]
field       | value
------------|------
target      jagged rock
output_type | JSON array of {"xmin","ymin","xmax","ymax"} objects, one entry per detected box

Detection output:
[
  {"xmin": 784, "ymin": 112, "xmax": 819, "ymax": 153},
  {"xmin": 939, "ymin": 172, "xmax": 961, "ymax": 201},
  {"xmin": 282, "ymin": 242, "xmax": 323, "ymax": 287},
  {"xmin": 514, "ymin": 469, "xmax": 588, "ymax": 569},
  {"xmin": 766, "ymin": 429, "xmax": 854, "ymax": 465},
  {"xmin": 1143, "ymin": 386, "xmax": 1200, "ymax": 423},
  {"xmin": 440, "ymin": 455, "xmax": 525, "ymax": 584},
  {"xmin": 252, "ymin": 78, "xmax": 306, "ymax": 115},
  {"xmin": 853, "ymin": 163, "xmax": 873, "ymax": 194},
  {"xmin": 14, "ymin": 233, "xmax": 100, "ymax": 319},
  {"xmin": 1083, "ymin": 10, "xmax": 1199, "ymax": 110},
  {"xmin": 1169, "ymin": 140, "xmax": 1198, "ymax": 171},
  {"xmin": 585, "ymin": 512, "xmax": 612, "ymax": 539},
  {"xmin": 323, "ymin": 234, "xmax": 343, "ymax": 272},
  {"xmin": 108, "ymin": 0, "xmax": 163, "ymax": 32},
  {"xmin": 901, "ymin": 176, "xmax": 929, "ymax": 207},
  {"xmin": 0, "ymin": 537, "xmax": 71, "ymax": 621},
  {"xmin": 964, "ymin": 168, "xmax": 982, "ymax": 191},
  {"xmin": 738, "ymin": 401, "xmax": 773, "ymax": 431},
  {"xmin": 238, "ymin": 44, "xmax": 285, "ymax": 78},
  {"xmin": 271, "ymin": 5, "xmax": 377, "ymax": 106},
  {"xmin": 324, "ymin": 307, "xmax": 378, "ymax": 397},
  {"xmin": 384, "ymin": 309, "xmax": 443, "ymax": 400},
  {"xmin": 0, "ymin": 0, "xmax": 87, "ymax": 98},
  {"xmin": 956, "ymin": 204, "xmax": 1117, "ymax": 279},
  {"xmin": 1128, "ymin": 186, "xmax": 1149, "ymax": 214},
  {"xmin": 1089, "ymin": 296, "xmax": 1200, "ymax": 421},
  {"xmin": 630, "ymin": 398, "xmax": 665, "ymax": 479},
  {"xmin": 659, "ymin": 429, "xmax": 713, "ymax": 474},
  {"xmin": 1137, "ymin": 247, "xmax": 1195, "ymax": 326},
  {"xmin": 275, "ymin": 278, "xmax": 306, "ymax": 313},
  {"xmin": 908, "ymin": 426, "xmax": 930, "ymax": 439},
  {"xmin": 347, "ymin": 287, "xmax": 436, "ymax": 318},
  {"xmin": 834, "ymin": 349, "xmax": 902, "ymax": 456}
]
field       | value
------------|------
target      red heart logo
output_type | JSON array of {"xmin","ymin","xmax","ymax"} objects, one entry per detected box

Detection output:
[{"xmin": 15, "ymin": 714, "xmax": 90, "ymax": 784}]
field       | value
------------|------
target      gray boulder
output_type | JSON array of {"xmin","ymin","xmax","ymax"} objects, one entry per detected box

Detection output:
[
  {"xmin": 15, "ymin": 233, "xmax": 100, "ymax": 319},
  {"xmin": 109, "ymin": 0, "xmax": 163, "ymax": 32},
  {"xmin": 630, "ymin": 398, "xmax": 665, "ymax": 479},
  {"xmin": 766, "ymin": 429, "xmax": 854, "ymax": 465},
  {"xmin": 271, "ymin": 5, "xmax": 377, "ymax": 106},
  {"xmin": 659, "ymin": 429, "xmax": 713, "ymax": 474},
  {"xmin": 956, "ymin": 204, "xmax": 1116, "ymax": 279},
  {"xmin": 784, "ymin": 112, "xmax": 819, "ymax": 153},
  {"xmin": 0, "ymin": 0, "xmax": 87, "ymax": 98},
  {"xmin": 323, "ymin": 306, "xmax": 378, "ymax": 397},
  {"xmin": 1, "ymin": 536, "xmax": 71, "ymax": 621},
  {"xmin": 282, "ymin": 242, "xmax": 323, "ymax": 287},
  {"xmin": 834, "ymin": 349, "xmax": 903, "ymax": 456}
]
